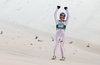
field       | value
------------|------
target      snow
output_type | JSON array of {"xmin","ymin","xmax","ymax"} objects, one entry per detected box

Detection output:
[
  {"xmin": 0, "ymin": 21, "xmax": 100, "ymax": 65},
  {"xmin": 0, "ymin": 0, "xmax": 100, "ymax": 65}
]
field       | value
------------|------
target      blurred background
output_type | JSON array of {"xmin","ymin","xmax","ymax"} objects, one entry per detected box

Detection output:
[{"xmin": 0, "ymin": 0, "xmax": 100, "ymax": 44}]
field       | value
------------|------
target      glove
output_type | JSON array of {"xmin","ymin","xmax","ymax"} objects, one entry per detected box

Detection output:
[
  {"xmin": 57, "ymin": 6, "xmax": 60, "ymax": 9},
  {"xmin": 64, "ymin": 7, "xmax": 68, "ymax": 10}
]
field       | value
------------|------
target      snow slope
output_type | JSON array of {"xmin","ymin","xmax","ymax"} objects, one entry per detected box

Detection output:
[{"xmin": 0, "ymin": 22, "xmax": 100, "ymax": 65}]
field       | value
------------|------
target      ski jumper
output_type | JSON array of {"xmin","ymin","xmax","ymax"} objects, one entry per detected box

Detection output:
[{"xmin": 53, "ymin": 9, "xmax": 69, "ymax": 58}]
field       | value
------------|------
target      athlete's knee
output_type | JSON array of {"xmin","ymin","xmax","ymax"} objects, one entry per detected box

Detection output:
[
  {"xmin": 60, "ymin": 40, "xmax": 64, "ymax": 46},
  {"xmin": 60, "ymin": 39, "xmax": 64, "ymax": 43},
  {"xmin": 60, "ymin": 41, "xmax": 63, "ymax": 42}
]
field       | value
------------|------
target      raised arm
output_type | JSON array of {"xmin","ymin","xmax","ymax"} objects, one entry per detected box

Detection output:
[
  {"xmin": 54, "ymin": 6, "xmax": 60, "ymax": 23},
  {"xmin": 64, "ymin": 7, "xmax": 69, "ymax": 25},
  {"xmin": 54, "ymin": 9, "xmax": 58, "ymax": 23}
]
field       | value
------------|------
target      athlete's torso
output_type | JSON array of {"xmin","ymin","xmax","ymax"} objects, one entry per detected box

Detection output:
[{"xmin": 56, "ymin": 20, "xmax": 66, "ymax": 30}]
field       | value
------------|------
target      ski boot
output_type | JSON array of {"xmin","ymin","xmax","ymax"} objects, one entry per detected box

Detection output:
[
  {"xmin": 60, "ymin": 57, "xmax": 65, "ymax": 61},
  {"xmin": 51, "ymin": 56, "xmax": 56, "ymax": 60}
]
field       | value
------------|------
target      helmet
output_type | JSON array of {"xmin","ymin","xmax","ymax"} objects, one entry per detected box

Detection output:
[{"xmin": 60, "ymin": 12, "xmax": 66, "ymax": 17}]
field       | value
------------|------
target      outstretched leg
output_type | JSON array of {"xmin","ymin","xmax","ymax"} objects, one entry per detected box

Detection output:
[
  {"xmin": 52, "ymin": 30, "xmax": 60, "ymax": 60},
  {"xmin": 60, "ymin": 31, "xmax": 65, "ymax": 60}
]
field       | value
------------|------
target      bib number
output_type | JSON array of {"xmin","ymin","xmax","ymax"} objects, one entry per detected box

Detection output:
[
  {"xmin": 58, "ymin": 24, "xmax": 64, "ymax": 27},
  {"xmin": 56, "ymin": 24, "xmax": 66, "ymax": 29}
]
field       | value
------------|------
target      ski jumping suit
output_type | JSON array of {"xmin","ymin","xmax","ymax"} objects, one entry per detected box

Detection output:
[{"xmin": 53, "ymin": 9, "xmax": 69, "ymax": 58}]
